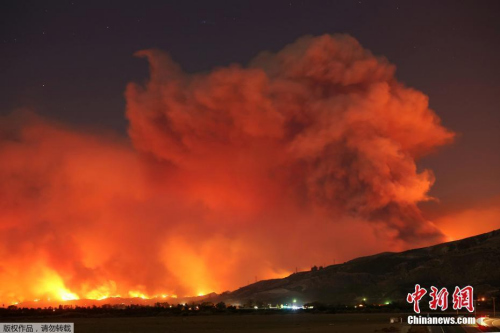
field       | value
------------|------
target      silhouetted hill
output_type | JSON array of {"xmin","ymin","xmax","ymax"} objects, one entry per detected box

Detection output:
[
  {"xmin": 218, "ymin": 229, "xmax": 500, "ymax": 305},
  {"xmin": 14, "ymin": 230, "xmax": 500, "ymax": 309}
]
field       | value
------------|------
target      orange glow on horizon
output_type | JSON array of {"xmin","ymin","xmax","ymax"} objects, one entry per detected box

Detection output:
[{"xmin": 8, "ymin": 289, "xmax": 205, "ymax": 306}]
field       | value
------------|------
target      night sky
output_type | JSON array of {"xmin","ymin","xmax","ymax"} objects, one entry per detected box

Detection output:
[
  {"xmin": 2, "ymin": 1, "xmax": 499, "ymax": 208},
  {"xmin": 1, "ymin": 0, "xmax": 500, "ymax": 303}
]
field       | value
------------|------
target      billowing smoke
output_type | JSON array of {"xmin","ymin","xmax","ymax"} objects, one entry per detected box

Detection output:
[{"xmin": 0, "ymin": 34, "xmax": 454, "ymax": 305}]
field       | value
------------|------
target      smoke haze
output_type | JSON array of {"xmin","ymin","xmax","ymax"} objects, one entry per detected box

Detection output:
[{"xmin": 0, "ymin": 34, "xmax": 456, "ymax": 305}]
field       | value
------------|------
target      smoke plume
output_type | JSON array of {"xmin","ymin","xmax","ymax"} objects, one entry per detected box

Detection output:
[{"xmin": 0, "ymin": 34, "xmax": 454, "ymax": 305}]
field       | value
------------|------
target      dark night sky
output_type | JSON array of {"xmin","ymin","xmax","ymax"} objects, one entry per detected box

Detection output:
[{"xmin": 1, "ymin": 0, "xmax": 499, "ymax": 211}]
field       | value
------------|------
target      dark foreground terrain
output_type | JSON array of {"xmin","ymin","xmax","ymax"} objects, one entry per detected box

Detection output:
[
  {"xmin": 219, "ymin": 229, "xmax": 500, "ymax": 305},
  {"xmin": 1, "ymin": 313, "xmax": 409, "ymax": 333}
]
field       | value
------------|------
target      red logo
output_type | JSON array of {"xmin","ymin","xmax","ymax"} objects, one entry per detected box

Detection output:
[
  {"xmin": 407, "ymin": 284, "xmax": 427, "ymax": 313},
  {"xmin": 429, "ymin": 286, "xmax": 449, "ymax": 311},
  {"xmin": 406, "ymin": 285, "xmax": 475, "ymax": 313},
  {"xmin": 452, "ymin": 286, "xmax": 474, "ymax": 313}
]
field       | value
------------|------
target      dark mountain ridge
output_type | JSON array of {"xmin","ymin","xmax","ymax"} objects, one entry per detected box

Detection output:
[{"xmin": 217, "ymin": 229, "xmax": 500, "ymax": 305}]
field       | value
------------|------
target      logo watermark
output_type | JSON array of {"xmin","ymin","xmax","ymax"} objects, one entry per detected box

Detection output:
[
  {"xmin": 405, "ymin": 285, "xmax": 484, "ymax": 327},
  {"xmin": 407, "ymin": 284, "xmax": 475, "ymax": 314},
  {"xmin": 0, "ymin": 323, "xmax": 74, "ymax": 332},
  {"xmin": 407, "ymin": 316, "xmax": 476, "ymax": 325}
]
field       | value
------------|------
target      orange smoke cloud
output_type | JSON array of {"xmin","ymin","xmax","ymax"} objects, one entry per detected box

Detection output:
[{"xmin": 0, "ymin": 34, "xmax": 454, "ymax": 305}]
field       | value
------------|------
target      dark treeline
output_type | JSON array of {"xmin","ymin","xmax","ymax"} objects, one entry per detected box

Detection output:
[{"xmin": 0, "ymin": 301, "xmax": 414, "ymax": 319}]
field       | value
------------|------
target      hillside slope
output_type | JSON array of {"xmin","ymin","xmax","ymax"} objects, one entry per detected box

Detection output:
[{"xmin": 219, "ymin": 229, "xmax": 500, "ymax": 305}]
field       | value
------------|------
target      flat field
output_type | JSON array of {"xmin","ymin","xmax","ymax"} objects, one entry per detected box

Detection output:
[{"xmin": 2, "ymin": 313, "xmax": 410, "ymax": 333}]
